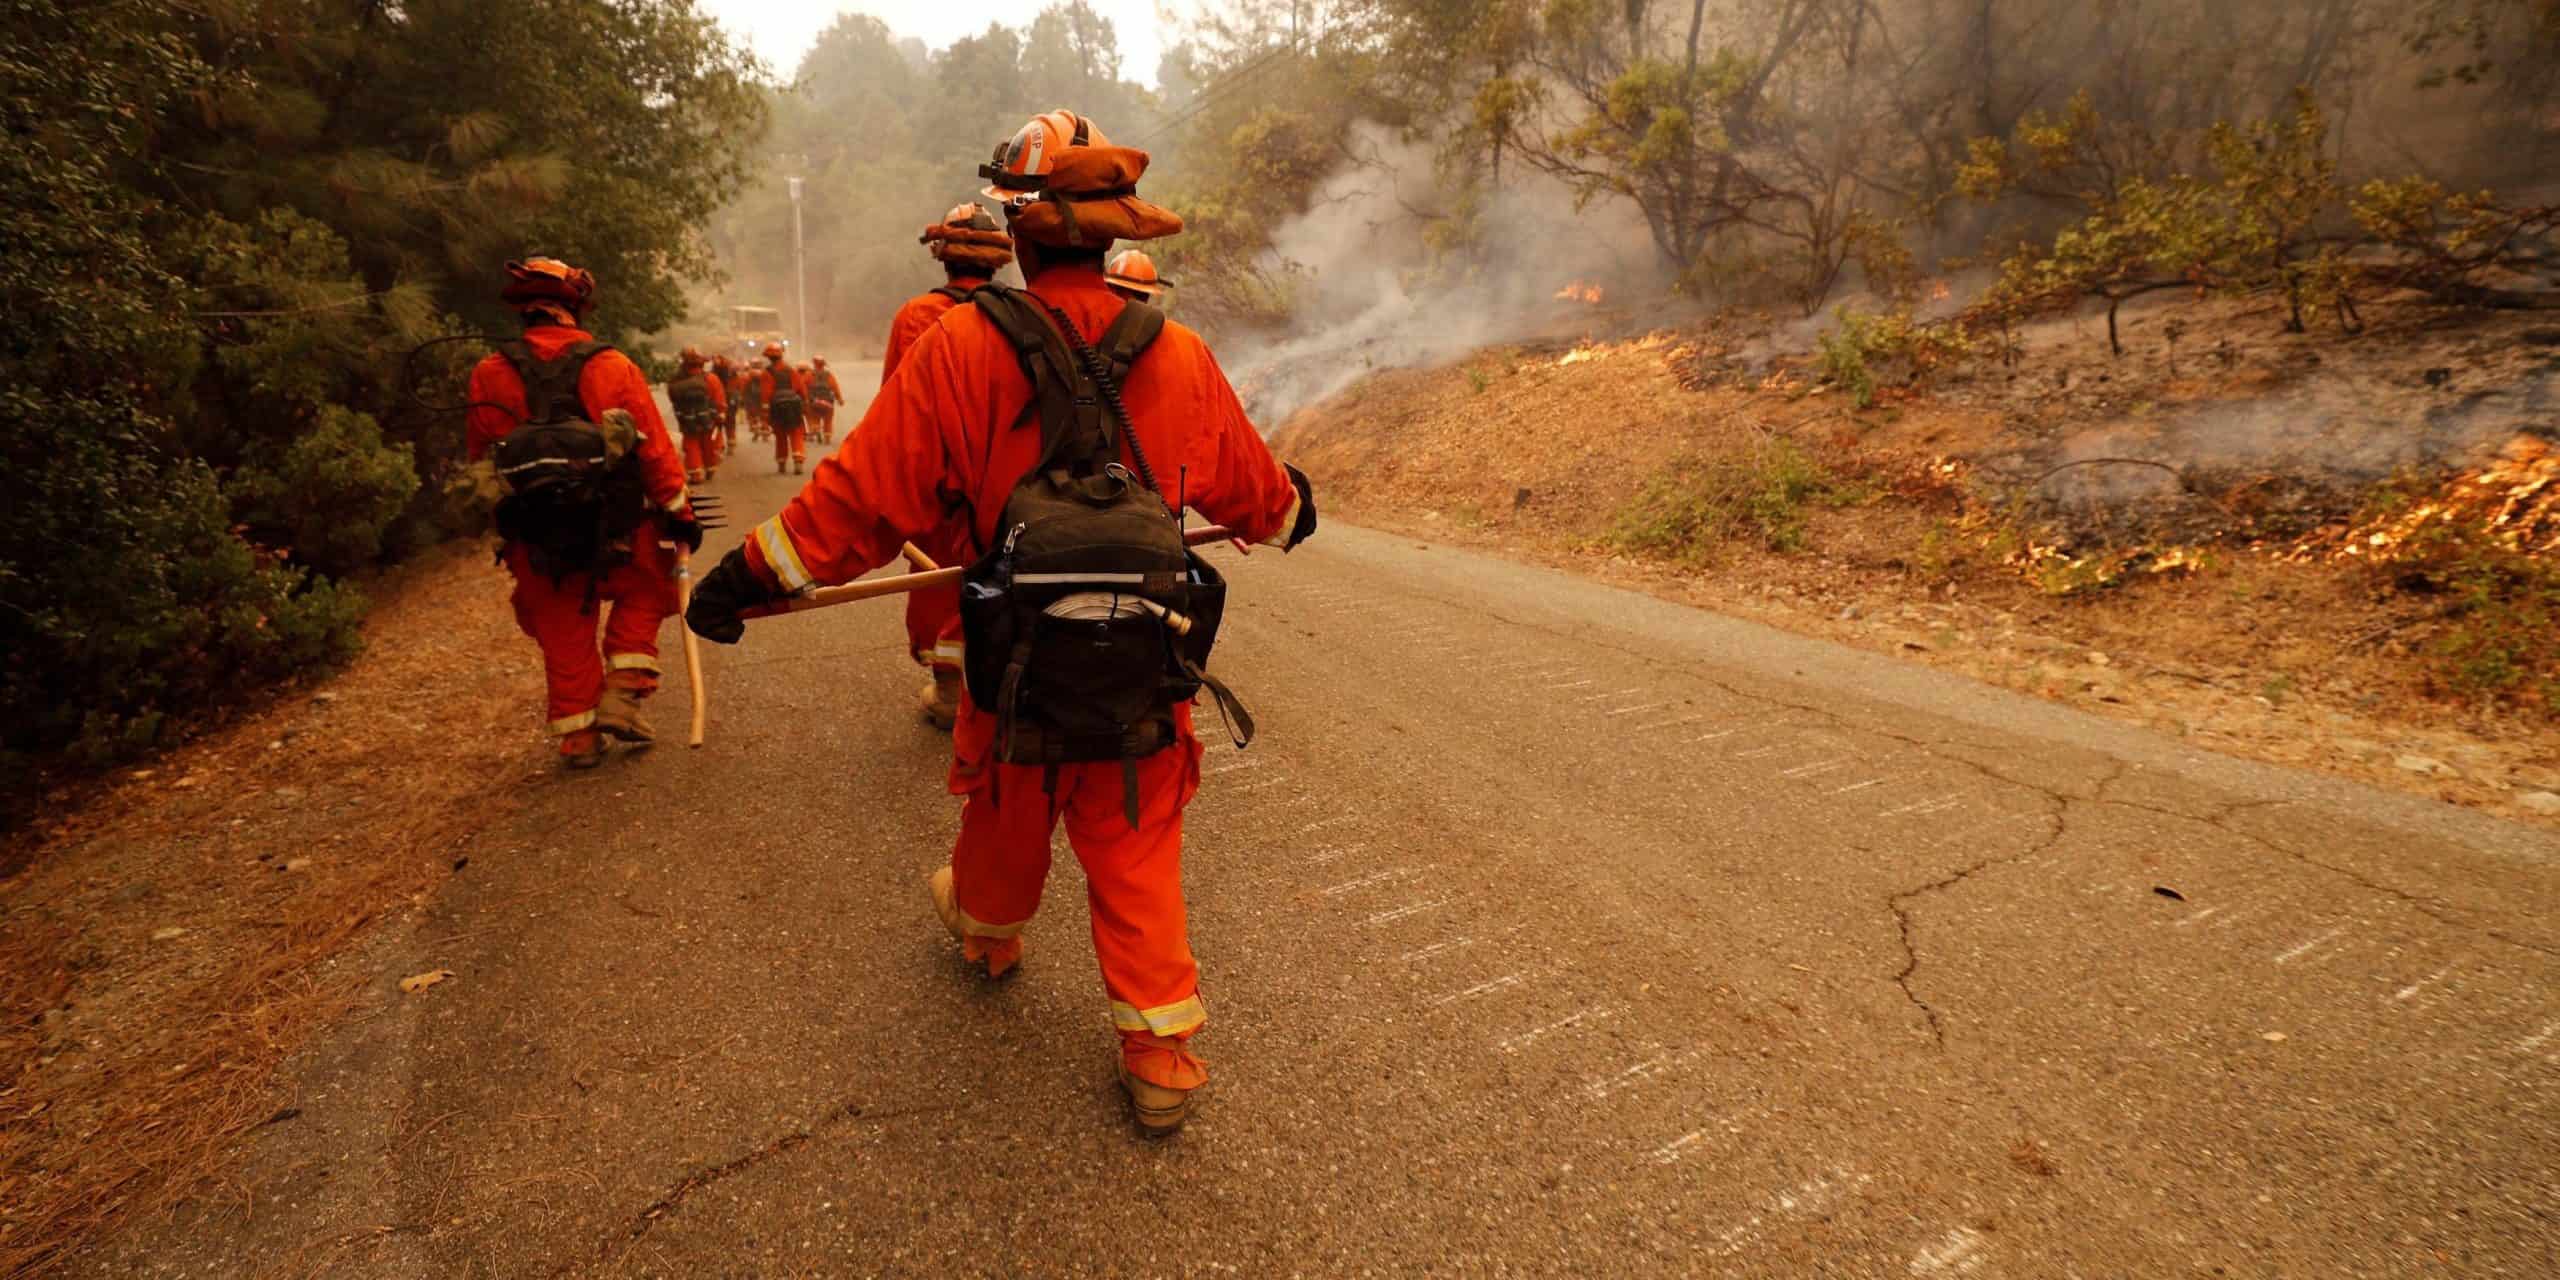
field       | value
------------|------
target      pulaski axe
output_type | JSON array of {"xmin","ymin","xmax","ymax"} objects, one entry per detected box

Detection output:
[{"xmin": 739, "ymin": 524, "xmax": 1237, "ymax": 628}]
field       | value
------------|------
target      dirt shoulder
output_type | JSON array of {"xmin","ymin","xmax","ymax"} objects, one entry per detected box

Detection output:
[
  {"xmin": 1270, "ymin": 300, "xmax": 2560, "ymax": 826},
  {"xmin": 0, "ymin": 542, "xmax": 542, "ymax": 1275}
]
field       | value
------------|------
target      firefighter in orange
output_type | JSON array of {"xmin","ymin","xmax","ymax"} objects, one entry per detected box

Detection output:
[
  {"xmin": 806, "ymin": 357, "xmax": 843, "ymax": 445},
  {"xmin": 686, "ymin": 112, "xmax": 1316, "ymax": 1131},
  {"xmin": 466, "ymin": 258, "xmax": 702, "ymax": 768},
  {"xmin": 888, "ymin": 202, "xmax": 1013, "ymax": 729},
  {"xmin": 1104, "ymin": 249, "xmax": 1169, "ymax": 303},
  {"xmin": 712, "ymin": 353, "xmax": 743, "ymax": 452},
  {"xmin": 668, "ymin": 346, "xmax": 727, "ymax": 484},
  {"xmin": 733, "ymin": 355, "xmax": 765, "ymax": 442},
  {"xmin": 754, "ymin": 342, "xmax": 810, "ymax": 474}
]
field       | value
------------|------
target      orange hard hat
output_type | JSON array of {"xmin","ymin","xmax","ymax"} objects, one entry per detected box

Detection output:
[
  {"xmin": 980, "ymin": 110, "xmax": 1108, "ymax": 208},
  {"xmin": 679, "ymin": 346, "xmax": 705, "ymax": 364},
  {"xmin": 501, "ymin": 257, "xmax": 595, "ymax": 313},
  {"xmin": 1105, "ymin": 250, "xmax": 1169, "ymax": 298},
  {"xmin": 763, "ymin": 342, "xmax": 785, "ymax": 359},
  {"xmin": 812, "ymin": 356, "xmax": 828, "ymax": 367}
]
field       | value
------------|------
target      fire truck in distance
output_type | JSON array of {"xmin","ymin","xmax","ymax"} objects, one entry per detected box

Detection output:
[{"xmin": 729, "ymin": 305, "xmax": 785, "ymax": 357}]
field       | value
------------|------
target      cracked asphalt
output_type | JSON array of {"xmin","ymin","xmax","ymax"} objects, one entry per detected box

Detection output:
[{"xmin": 76, "ymin": 371, "xmax": 2560, "ymax": 1276}]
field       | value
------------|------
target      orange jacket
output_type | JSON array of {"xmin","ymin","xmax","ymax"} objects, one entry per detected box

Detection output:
[
  {"xmin": 809, "ymin": 366, "xmax": 843, "ymax": 404},
  {"xmin": 676, "ymin": 362, "xmax": 729, "ymax": 416},
  {"xmin": 744, "ymin": 266, "xmax": 1299, "ymax": 592},
  {"xmin": 882, "ymin": 276, "xmax": 990, "ymax": 387},
  {"xmin": 466, "ymin": 325, "xmax": 688, "ymax": 511},
  {"xmin": 754, "ymin": 359, "xmax": 809, "ymax": 410}
]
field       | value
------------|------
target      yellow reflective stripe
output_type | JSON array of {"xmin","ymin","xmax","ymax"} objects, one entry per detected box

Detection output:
[
  {"xmin": 752, "ymin": 515, "xmax": 816, "ymax": 593},
  {"xmin": 1260, "ymin": 491, "xmax": 1300, "ymax": 548},
  {"xmin": 1111, "ymin": 996, "xmax": 1207, "ymax": 1036},
  {"xmin": 548, "ymin": 709, "xmax": 597, "ymax": 735},
  {"xmin": 604, "ymin": 653, "xmax": 660, "ymax": 673},
  {"xmin": 930, "ymin": 640, "xmax": 966, "ymax": 663}
]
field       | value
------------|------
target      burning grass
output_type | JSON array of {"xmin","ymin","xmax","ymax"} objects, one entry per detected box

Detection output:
[{"xmin": 0, "ymin": 543, "xmax": 540, "ymax": 1274}]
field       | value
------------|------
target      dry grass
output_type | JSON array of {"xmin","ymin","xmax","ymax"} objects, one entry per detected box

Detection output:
[
  {"xmin": 1276, "ymin": 320, "xmax": 2560, "ymax": 820},
  {"xmin": 0, "ymin": 542, "xmax": 544, "ymax": 1276}
]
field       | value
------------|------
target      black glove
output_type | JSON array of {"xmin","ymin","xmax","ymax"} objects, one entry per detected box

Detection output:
[
  {"xmin": 662, "ymin": 509, "xmax": 706, "ymax": 554},
  {"xmin": 1282, "ymin": 463, "xmax": 1318, "ymax": 549},
  {"xmin": 686, "ymin": 546, "xmax": 775, "ymax": 645}
]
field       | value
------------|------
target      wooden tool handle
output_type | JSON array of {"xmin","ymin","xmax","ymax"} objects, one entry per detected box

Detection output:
[{"xmin": 751, "ymin": 524, "xmax": 1237, "ymax": 619}]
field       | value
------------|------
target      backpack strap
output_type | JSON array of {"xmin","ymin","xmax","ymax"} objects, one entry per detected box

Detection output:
[
  {"xmin": 932, "ymin": 284, "xmax": 980, "ymax": 304},
  {"xmin": 498, "ymin": 339, "xmax": 612, "ymax": 425},
  {"xmin": 968, "ymin": 284, "xmax": 1110, "ymax": 481},
  {"xmin": 1094, "ymin": 301, "xmax": 1165, "ymax": 386}
]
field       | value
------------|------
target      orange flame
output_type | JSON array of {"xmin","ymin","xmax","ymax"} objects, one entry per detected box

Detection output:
[
  {"xmin": 2302, "ymin": 435, "xmax": 2559, "ymax": 562},
  {"xmin": 1554, "ymin": 281, "xmax": 1605, "ymax": 305}
]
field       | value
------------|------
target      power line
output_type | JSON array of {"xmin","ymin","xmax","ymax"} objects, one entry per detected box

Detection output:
[{"xmin": 1132, "ymin": 40, "xmax": 1301, "ymax": 147}]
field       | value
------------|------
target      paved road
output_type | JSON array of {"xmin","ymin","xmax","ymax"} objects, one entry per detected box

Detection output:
[{"xmin": 83, "ymin": 366, "xmax": 2560, "ymax": 1276}]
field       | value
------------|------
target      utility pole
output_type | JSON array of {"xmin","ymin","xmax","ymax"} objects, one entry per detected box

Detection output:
[{"xmin": 786, "ymin": 174, "xmax": 808, "ymax": 354}]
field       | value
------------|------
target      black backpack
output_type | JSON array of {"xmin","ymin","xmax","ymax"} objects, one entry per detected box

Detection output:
[
  {"xmin": 763, "ymin": 361, "xmax": 804, "ymax": 428},
  {"xmin": 490, "ymin": 340, "xmax": 646, "ymax": 580},
  {"xmin": 668, "ymin": 370, "xmax": 717, "ymax": 435},
  {"xmin": 958, "ymin": 285, "xmax": 1252, "ymax": 827},
  {"xmin": 809, "ymin": 369, "xmax": 838, "ymax": 405}
]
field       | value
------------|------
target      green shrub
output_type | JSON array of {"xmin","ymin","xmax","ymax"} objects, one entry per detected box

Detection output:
[
  {"xmin": 226, "ymin": 405, "xmax": 419, "ymax": 578},
  {"xmin": 1611, "ymin": 440, "xmax": 1866, "ymax": 561}
]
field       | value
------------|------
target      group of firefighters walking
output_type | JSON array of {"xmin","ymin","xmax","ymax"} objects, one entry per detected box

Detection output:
[
  {"xmin": 463, "ymin": 109, "xmax": 1306, "ymax": 1134},
  {"xmin": 666, "ymin": 345, "xmax": 843, "ymax": 485}
]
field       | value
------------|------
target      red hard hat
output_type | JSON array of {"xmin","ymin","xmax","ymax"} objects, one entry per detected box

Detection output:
[
  {"xmin": 980, "ymin": 110, "xmax": 1108, "ymax": 207},
  {"xmin": 501, "ymin": 257, "xmax": 595, "ymax": 313},
  {"xmin": 1105, "ymin": 250, "xmax": 1169, "ymax": 298}
]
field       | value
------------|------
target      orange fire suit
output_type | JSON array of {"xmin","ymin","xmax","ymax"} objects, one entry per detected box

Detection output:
[
  {"xmin": 729, "ymin": 365, "xmax": 758, "ymax": 440},
  {"xmin": 882, "ymin": 276, "xmax": 990, "ymax": 673},
  {"xmin": 740, "ymin": 266, "xmax": 1303, "ymax": 1085},
  {"xmin": 466, "ymin": 326, "xmax": 691, "ymax": 742},
  {"xmin": 756, "ymin": 359, "xmax": 811, "ymax": 466},
  {"xmin": 673, "ymin": 361, "xmax": 727, "ymax": 477},
  {"xmin": 807, "ymin": 365, "xmax": 843, "ymax": 444}
]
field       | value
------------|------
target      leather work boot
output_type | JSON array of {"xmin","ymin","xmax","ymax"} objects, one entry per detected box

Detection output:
[
  {"xmin": 1117, "ymin": 1059, "xmax": 1197, "ymax": 1136},
  {"xmin": 594, "ymin": 685, "xmax": 655, "ymax": 744},
  {"xmin": 685, "ymin": 468, "xmax": 704, "ymax": 484},
  {"xmin": 559, "ymin": 729, "xmax": 604, "ymax": 769},
  {"xmin": 918, "ymin": 672, "xmax": 960, "ymax": 730},
  {"xmin": 927, "ymin": 866, "xmax": 1020, "ymax": 979},
  {"xmin": 793, "ymin": 457, "xmax": 806, "ymax": 475},
  {"xmin": 775, "ymin": 458, "xmax": 788, "ymax": 475}
]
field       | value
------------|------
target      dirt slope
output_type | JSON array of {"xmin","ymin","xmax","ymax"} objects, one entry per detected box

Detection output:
[{"xmin": 1271, "ymin": 299, "xmax": 2560, "ymax": 823}]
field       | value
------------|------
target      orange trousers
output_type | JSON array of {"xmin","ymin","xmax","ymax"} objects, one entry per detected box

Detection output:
[
  {"xmin": 947, "ymin": 705, "xmax": 1207, "ymax": 1086},
  {"xmin": 810, "ymin": 400, "xmax": 836, "ymax": 441},
  {"xmin": 505, "ymin": 535, "xmax": 676, "ymax": 734},
  {"xmin": 772, "ymin": 425, "xmax": 805, "ymax": 466},
  {"xmin": 682, "ymin": 430, "xmax": 722, "ymax": 475}
]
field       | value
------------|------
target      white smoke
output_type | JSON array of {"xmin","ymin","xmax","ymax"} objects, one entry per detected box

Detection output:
[{"xmin": 1225, "ymin": 126, "xmax": 1663, "ymax": 427}]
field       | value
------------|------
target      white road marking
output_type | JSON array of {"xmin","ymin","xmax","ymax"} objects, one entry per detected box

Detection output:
[
  {"xmin": 1576, "ymin": 686, "xmax": 1646, "ymax": 702},
  {"xmin": 1496, "ymin": 1006, "xmax": 1620, "ymax": 1054},
  {"xmin": 1882, "ymin": 795, "xmax": 1964, "ymax": 818},
  {"xmin": 2393, "ymin": 967, "xmax": 2452, "ymax": 1002},
  {"xmin": 1780, "ymin": 759, "xmax": 1851, "ymax": 779},
  {"xmin": 1607, "ymin": 702, "xmax": 1671, "ymax": 717},
  {"xmin": 1586, "ymin": 1047, "xmax": 1706, "ymax": 1100},
  {"xmin": 1323, "ymin": 866, "xmax": 1425, "ymax": 896},
  {"xmin": 1688, "ymin": 729, "xmax": 1742, "ymax": 744},
  {"xmin": 2174, "ymin": 906, "xmax": 2223, "ymax": 927},
  {"xmin": 1362, "ymin": 898, "xmax": 1452, "ymax": 926},
  {"xmin": 1400, "ymin": 936, "xmax": 1479, "ymax": 964},
  {"xmin": 1828, "ymin": 777, "xmax": 1890, "ymax": 795},
  {"xmin": 1910, "ymin": 1226, "xmax": 1989, "ymax": 1276},
  {"xmin": 1545, "ymin": 678, "xmax": 1597, "ymax": 690},
  {"xmin": 1432, "ymin": 972, "xmax": 1526, "ymax": 1005},
  {"xmin": 2275, "ymin": 927, "xmax": 2348, "ymax": 964},
  {"xmin": 1646, "ymin": 1130, "xmax": 1709, "ymax": 1165}
]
